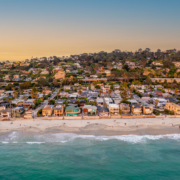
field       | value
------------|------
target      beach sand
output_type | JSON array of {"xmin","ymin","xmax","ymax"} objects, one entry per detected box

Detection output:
[{"xmin": 0, "ymin": 118, "xmax": 180, "ymax": 136}]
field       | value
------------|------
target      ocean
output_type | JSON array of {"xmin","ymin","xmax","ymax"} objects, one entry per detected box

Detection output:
[{"xmin": 1, "ymin": 132, "xmax": 180, "ymax": 180}]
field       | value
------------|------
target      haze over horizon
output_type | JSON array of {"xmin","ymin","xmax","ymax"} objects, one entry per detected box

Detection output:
[{"xmin": 0, "ymin": 0, "xmax": 180, "ymax": 61}]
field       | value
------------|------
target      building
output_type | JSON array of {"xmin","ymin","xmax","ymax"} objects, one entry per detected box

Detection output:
[
  {"xmin": 54, "ymin": 71, "xmax": 65, "ymax": 79},
  {"xmin": 164, "ymin": 103, "xmax": 180, "ymax": 115},
  {"xmin": 0, "ymin": 108, "xmax": 12, "ymax": 119},
  {"xmin": 97, "ymin": 106, "xmax": 109, "ymax": 116},
  {"xmin": 108, "ymin": 103, "xmax": 119, "ymax": 115},
  {"xmin": 82, "ymin": 105, "xmax": 97, "ymax": 116},
  {"xmin": 60, "ymin": 92, "xmax": 69, "ymax": 98},
  {"xmin": 17, "ymin": 102, "xmax": 31, "ymax": 111},
  {"xmin": 12, "ymin": 107, "xmax": 25, "ymax": 118},
  {"xmin": 104, "ymin": 70, "xmax": 111, "ymax": 76},
  {"xmin": 43, "ymin": 90, "xmax": 52, "ymax": 95},
  {"xmin": 14, "ymin": 75, "xmax": 20, "ymax": 79},
  {"xmin": 120, "ymin": 103, "xmax": 130, "ymax": 114},
  {"xmin": 142, "ymin": 105, "xmax": 153, "ymax": 115},
  {"xmin": 53, "ymin": 105, "xmax": 64, "ymax": 116},
  {"xmin": 42, "ymin": 105, "xmax": 54, "ymax": 116},
  {"xmin": 65, "ymin": 106, "xmax": 80, "ymax": 116},
  {"xmin": 151, "ymin": 78, "xmax": 180, "ymax": 83},
  {"xmin": 24, "ymin": 111, "xmax": 32, "ymax": 119},
  {"xmin": 172, "ymin": 62, "xmax": 180, "ymax": 68},
  {"xmin": 131, "ymin": 104, "xmax": 142, "ymax": 115}
]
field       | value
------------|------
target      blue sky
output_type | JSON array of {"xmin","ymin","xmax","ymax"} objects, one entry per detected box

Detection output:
[{"xmin": 0, "ymin": 0, "xmax": 180, "ymax": 60}]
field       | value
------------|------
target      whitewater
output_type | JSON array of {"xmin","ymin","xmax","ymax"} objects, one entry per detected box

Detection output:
[{"xmin": 1, "ymin": 132, "xmax": 180, "ymax": 179}]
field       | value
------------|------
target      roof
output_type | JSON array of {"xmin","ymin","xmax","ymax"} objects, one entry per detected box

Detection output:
[
  {"xmin": 66, "ymin": 106, "xmax": 79, "ymax": 110},
  {"xmin": 109, "ymin": 104, "xmax": 119, "ymax": 108},
  {"xmin": 0, "ymin": 108, "xmax": 12, "ymax": 113},
  {"xmin": 97, "ymin": 106, "xmax": 109, "ymax": 113},
  {"xmin": 83, "ymin": 105, "xmax": 97, "ymax": 110},
  {"xmin": 43, "ymin": 105, "xmax": 54, "ymax": 110},
  {"xmin": 54, "ymin": 105, "xmax": 63, "ymax": 110}
]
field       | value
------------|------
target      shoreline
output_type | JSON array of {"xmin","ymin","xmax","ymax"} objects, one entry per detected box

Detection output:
[{"xmin": 1, "ymin": 118, "xmax": 180, "ymax": 136}]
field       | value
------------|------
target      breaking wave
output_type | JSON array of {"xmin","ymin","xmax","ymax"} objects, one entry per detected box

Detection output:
[{"xmin": 1, "ymin": 132, "xmax": 180, "ymax": 144}]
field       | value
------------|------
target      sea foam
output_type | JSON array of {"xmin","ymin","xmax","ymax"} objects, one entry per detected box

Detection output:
[{"xmin": 1, "ymin": 132, "xmax": 180, "ymax": 144}]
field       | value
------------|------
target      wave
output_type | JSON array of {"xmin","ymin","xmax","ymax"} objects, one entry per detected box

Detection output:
[
  {"xmin": 26, "ymin": 142, "xmax": 45, "ymax": 144},
  {"xmin": 35, "ymin": 133, "xmax": 180, "ymax": 144},
  {"xmin": 1, "ymin": 132, "xmax": 180, "ymax": 144}
]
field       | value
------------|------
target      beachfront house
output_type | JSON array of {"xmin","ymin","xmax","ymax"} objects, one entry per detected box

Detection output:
[
  {"xmin": 12, "ymin": 107, "xmax": 25, "ymax": 118},
  {"xmin": 130, "ymin": 104, "xmax": 142, "ymax": 115},
  {"xmin": 53, "ymin": 105, "xmax": 64, "ymax": 116},
  {"xmin": 82, "ymin": 105, "xmax": 97, "ymax": 116},
  {"xmin": 42, "ymin": 105, "xmax": 54, "ymax": 116},
  {"xmin": 24, "ymin": 111, "xmax": 33, "ymax": 119},
  {"xmin": 97, "ymin": 106, "xmax": 109, "ymax": 116},
  {"xmin": 120, "ymin": 103, "xmax": 130, "ymax": 114},
  {"xmin": 65, "ymin": 106, "xmax": 80, "ymax": 116},
  {"xmin": 0, "ymin": 107, "xmax": 12, "ymax": 119},
  {"xmin": 165, "ymin": 103, "xmax": 180, "ymax": 115},
  {"xmin": 108, "ymin": 103, "xmax": 119, "ymax": 115},
  {"xmin": 142, "ymin": 105, "xmax": 153, "ymax": 115}
]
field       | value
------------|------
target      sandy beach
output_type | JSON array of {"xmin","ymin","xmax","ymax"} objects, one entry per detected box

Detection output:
[{"xmin": 0, "ymin": 118, "xmax": 180, "ymax": 135}]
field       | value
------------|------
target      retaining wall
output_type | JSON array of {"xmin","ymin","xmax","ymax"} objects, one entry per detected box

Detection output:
[
  {"xmin": 83, "ymin": 116, "xmax": 99, "ymax": 119},
  {"xmin": 64, "ymin": 116, "xmax": 82, "ymax": 120}
]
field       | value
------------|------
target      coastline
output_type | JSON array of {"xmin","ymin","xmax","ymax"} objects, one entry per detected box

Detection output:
[{"xmin": 1, "ymin": 118, "xmax": 180, "ymax": 136}]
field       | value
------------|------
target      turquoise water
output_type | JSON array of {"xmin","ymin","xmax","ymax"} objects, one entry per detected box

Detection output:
[{"xmin": 1, "ymin": 132, "xmax": 180, "ymax": 180}]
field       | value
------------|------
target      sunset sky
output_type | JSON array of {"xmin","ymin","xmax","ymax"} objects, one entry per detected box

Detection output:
[{"xmin": 0, "ymin": 0, "xmax": 180, "ymax": 61}]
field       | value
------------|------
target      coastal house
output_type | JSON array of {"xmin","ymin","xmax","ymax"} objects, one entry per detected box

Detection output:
[
  {"xmin": 164, "ymin": 103, "xmax": 180, "ymax": 115},
  {"xmin": 0, "ymin": 107, "xmax": 12, "ymax": 119},
  {"xmin": 142, "ymin": 105, "xmax": 153, "ymax": 115},
  {"xmin": 24, "ymin": 111, "xmax": 33, "ymax": 119},
  {"xmin": 108, "ymin": 103, "xmax": 119, "ymax": 115},
  {"xmin": 53, "ymin": 105, "xmax": 64, "ymax": 116},
  {"xmin": 17, "ymin": 102, "xmax": 31, "ymax": 111},
  {"xmin": 130, "ymin": 104, "xmax": 142, "ymax": 115},
  {"xmin": 65, "ymin": 106, "xmax": 80, "ymax": 116},
  {"xmin": 12, "ymin": 107, "xmax": 25, "ymax": 118},
  {"xmin": 97, "ymin": 106, "xmax": 109, "ymax": 116},
  {"xmin": 42, "ymin": 105, "xmax": 54, "ymax": 116},
  {"xmin": 82, "ymin": 105, "xmax": 97, "ymax": 116},
  {"xmin": 120, "ymin": 103, "xmax": 130, "ymax": 114}
]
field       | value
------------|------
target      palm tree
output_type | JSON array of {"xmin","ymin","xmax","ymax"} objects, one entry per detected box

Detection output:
[
  {"xmin": 175, "ymin": 88, "xmax": 178, "ymax": 96},
  {"xmin": 108, "ymin": 89, "xmax": 112, "ymax": 97},
  {"xmin": 13, "ymin": 91, "xmax": 18, "ymax": 99},
  {"xmin": 78, "ymin": 90, "xmax": 82, "ymax": 97},
  {"xmin": 129, "ymin": 87, "xmax": 134, "ymax": 98},
  {"xmin": 99, "ymin": 90, "xmax": 102, "ymax": 97},
  {"xmin": 155, "ymin": 99, "xmax": 159, "ymax": 108}
]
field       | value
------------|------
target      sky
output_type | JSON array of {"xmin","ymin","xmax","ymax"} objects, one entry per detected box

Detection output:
[{"xmin": 0, "ymin": 0, "xmax": 180, "ymax": 61}]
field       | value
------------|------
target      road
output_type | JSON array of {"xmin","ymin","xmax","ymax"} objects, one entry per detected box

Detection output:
[{"xmin": 33, "ymin": 88, "xmax": 59, "ymax": 117}]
